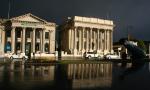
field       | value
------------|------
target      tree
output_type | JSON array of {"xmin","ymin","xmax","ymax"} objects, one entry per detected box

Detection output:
[{"xmin": 137, "ymin": 40, "xmax": 147, "ymax": 53}]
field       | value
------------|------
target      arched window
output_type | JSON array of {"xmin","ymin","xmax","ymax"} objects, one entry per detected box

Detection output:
[{"xmin": 5, "ymin": 42, "xmax": 11, "ymax": 53}]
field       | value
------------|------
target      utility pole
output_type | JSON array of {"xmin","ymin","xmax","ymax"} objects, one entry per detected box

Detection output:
[
  {"xmin": 127, "ymin": 25, "xmax": 132, "ymax": 41},
  {"xmin": 8, "ymin": 0, "xmax": 11, "ymax": 19}
]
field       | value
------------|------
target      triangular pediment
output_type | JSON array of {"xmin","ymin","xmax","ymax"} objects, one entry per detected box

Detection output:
[{"xmin": 11, "ymin": 13, "xmax": 47, "ymax": 23}]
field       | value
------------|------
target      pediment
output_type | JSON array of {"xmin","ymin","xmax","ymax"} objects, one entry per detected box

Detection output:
[{"xmin": 11, "ymin": 13, "xmax": 47, "ymax": 23}]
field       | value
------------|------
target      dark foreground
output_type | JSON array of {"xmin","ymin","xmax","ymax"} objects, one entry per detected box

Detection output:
[{"xmin": 0, "ymin": 59, "xmax": 150, "ymax": 90}]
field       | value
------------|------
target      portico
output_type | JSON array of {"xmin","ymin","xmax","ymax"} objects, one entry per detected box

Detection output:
[
  {"xmin": 61, "ymin": 16, "xmax": 114, "ymax": 55},
  {"xmin": 0, "ymin": 13, "xmax": 56, "ymax": 55}
]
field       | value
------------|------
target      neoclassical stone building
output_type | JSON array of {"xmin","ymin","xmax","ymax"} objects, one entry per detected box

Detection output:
[
  {"xmin": 61, "ymin": 16, "xmax": 114, "ymax": 55},
  {"xmin": 0, "ymin": 21, "xmax": 4, "ymax": 54},
  {"xmin": 0, "ymin": 13, "xmax": 56, "ymax": 55}
]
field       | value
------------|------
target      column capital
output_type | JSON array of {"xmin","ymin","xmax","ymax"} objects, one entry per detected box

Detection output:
[
  {"xmin": 41, "ymin": 28, "xmax": 46, "ymax": 30},
  {"xmin": 90, "ymin": 27, "xmax": 93, "ymax": 30},
  {"xmin": 11, "ymin": 26, "xmax": 16, "ymax": 29},
  {"xmin": 22, "ymin": 27, "xmax": 26, "ymax": 30},
  {"xmin": 74, "ymin": 27, "xmax": 77, "ymax": 31},
  {"xmin": 100, "ymin": 29, "xmax": 105, "ymax": 32},
  {"xmin": 32, "ymin": 28, "xmax": 36, "ymax": 30},
  {"xmin": 11, "ymin": 27, "xmax": 16, "ymax": 31},
  {"xmin": 82, "ymin": 27, "xmax": 86, "ymax": 30},
  {"xmin": 49, "ymin": 30, "xmax": 53, "ymax": 33}
]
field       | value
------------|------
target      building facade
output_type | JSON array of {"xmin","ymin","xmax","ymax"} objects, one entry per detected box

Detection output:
[
  {"xmin": 61, "ymin": 16, "xmax": 114, "ymax": 55},
  {"xmin": 0, "ymin": 22, "xmax": 3, "ymax": 54},
  {"xmin": 0, "ymin": 13, "xmax": 56, "ymax": 55}
]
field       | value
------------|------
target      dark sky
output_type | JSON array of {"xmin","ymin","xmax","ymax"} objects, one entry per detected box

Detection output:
[{"xmin": 0, "ymin": 0, "xmax": 150, "ymax": 42}]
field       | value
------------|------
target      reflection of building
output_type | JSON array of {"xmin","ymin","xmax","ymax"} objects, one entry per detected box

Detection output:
[
  {"xmin": 9, "ymin": 62, "xmax": 55, "ymax": 81},
  {"xmin": 61, "ymin": 16, "xmax": 114, "ymax": 55},
  {"xmin": 0, "ymin": 13, "xmax": 56, "ymax": 54},
  {"xmin": 67, "ymin": 63, "xmax": 112, "ymax": 89}
]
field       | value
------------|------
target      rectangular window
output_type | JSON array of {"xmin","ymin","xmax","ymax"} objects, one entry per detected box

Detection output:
[
  {"xmin": 45, "ymin": 32, "xmax": 49, "ymax": 39},
  {"xmin": 16, "ymin": 30, "xmax": 21, "ymax": 38},
  {"xmin": 36, "ymin": 31, "xmax": 40, "ymax": 38},
  {"xmin": 6, "ymin": 30, "xmax": 11, "ymax": 37},
  {"xmin": 77, "ymin": 30, "xmax": 79, "ymax": 37},
  {"xmin": 26, "ymin": 31, "xmax": 30, "ymax": 38}
]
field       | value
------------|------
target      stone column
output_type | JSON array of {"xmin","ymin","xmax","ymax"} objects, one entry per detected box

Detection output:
[
  {"xmin": 1, "ymin": 29, "xmax": 5, "ymax": 53},
  {"xmin": 86, "ymin": 29, "xmax": 89, "ymax": 52},
  {"xmin": 32, "ymin": 28, "xmax": 36, "ymax": 53},
  {"xmin": 106, "ymin": 30, "xmax": 108, "ymax": 50},
  {"xmin": 101, "ymin": 30, "xmax": 104, "ymax": 51},
  {"xmin": 42, "ymin": 29, "xmax": 45, "ymax": 53},
  {"xmin": 74, "ymin": 27, "xmax": 77, "ymax": 55},
  {"xmin": 0, "ymin": 28, "xmax": 2, "ymax": 54},
  {"xmin": 49, "ymin": 30, "xmax": 51, "ymax": 53},
  {"xmin": 69, "ymin": 29, "xmax": 71, "ymax": 49},
  {"xmin": 40, "ymin": 30, "xmax": 43, "ymax": 52},
  {"xmin": 11, "ymin": 27, "xmax": 16, "ymax": 53},
  {"xmin": 90, "ymin": 28, "xmax": 92, "ymax": 51},
  {"xmin": 109, "ymin": 30, "xmax": 111, "ymax": 52},
  {"xmin": 22, "ymin": 28, "xmax": 26, "ymax": 53},
  {"xmin": 105, "ymin": 30, "xmax": 107, "ymax": 51},
  {"xmin": 71, "ymin": 29, "xmax": 74, "ymax": 53},
  {"xmin": 97, "ymin": 30, "xmax": 100, "ymax": 51},
  {"xmin": 79, "ymin": 29, "xmax": 82, "ymax": 53},
  {"xmin": 99, "ymin": 30, "xmax": 101, "ymax": 51},
  {"xmin": 110, "ymin": 30, "xmax": 113, "ymax": 53},
  {"xmin": 104, "ymin": 30, "xmax": 106, "ymax": 53},
  {"xmin": 82, "ymin": 27, "xmax": 85, "ymax": 53},
  {"xmin": 107, "ymin": 30, "xmax": 110, "ymax": 51},
  {"xmin": 94, "ymin": 30, "xmax": 96, "ymax": 50}
]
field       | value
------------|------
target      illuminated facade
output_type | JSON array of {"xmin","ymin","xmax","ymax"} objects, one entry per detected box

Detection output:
[
  {"xmin": 0, "ymin": 13, "xmax": 56, "ymax": 54},
  {"xmin": 61, "ymin": 16, "xmax": 114, "ymax": 55}
]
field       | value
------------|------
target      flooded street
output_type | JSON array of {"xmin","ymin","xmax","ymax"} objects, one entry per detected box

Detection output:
[{"xmin": 0, "ymin": 60, "xmax": 150, "ymax": 90}]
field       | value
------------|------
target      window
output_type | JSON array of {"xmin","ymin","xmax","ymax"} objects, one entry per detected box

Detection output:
[
  {"xmin": 26, "ymin": 31, "xmax": 30, "ymax": 38},
  {"xmin": 77, "ymin": 30, "xmax": 79, "ymax": 37},
  {"xmin": 45, "ymin": 32, "xmax": 49, "ymax": 39},
  {"xmin": 16, "ymin": 42, "xmax": 21, "ymax": 50},
  {"xmin": 6, "ymin": 30, "xmax": 11, "ymax": 37},
  {"xmin": 45, "ymin": 43, "xmax": 49, "ymax": 52},
  {"xmin": 36, "ymin": 31, "xmax": 40, "ymax": 38},
  {"xmin": 77, "ymin": 41, "xmax": 79, "ymax": 50},
  {"xmin": 35, "ymin": 43, "xmax": 40, "ymax": 51},
  {"xmin": 16, "ymin": 30, "xmax": 21, "ymax": 38}
]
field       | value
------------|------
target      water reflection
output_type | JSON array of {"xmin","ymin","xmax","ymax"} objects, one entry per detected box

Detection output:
[
  {"xmin": 112, "ymin": 59, "xmax": 150, "ymax": 90},
  {"xmin": 67, "ymin": 63, "xmax": 112, "ymax": 89},
  {"xmin": 0, "ymin": 61, "xmax": 114, "ymax": 90},
  {"xmin": 0, "ymin": 60, "xmax": 150, "ymax": 90},
  {"xmin": 9, "ymin": 62, "xmax": 55, "ymax": 82},
  {"xmin": 119, "ymin": 59, "xmax": 146, "ymax": 80}
]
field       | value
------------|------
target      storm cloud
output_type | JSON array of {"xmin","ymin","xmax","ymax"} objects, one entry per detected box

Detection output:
[{"xmin": 1, "ymin": 0, "xmax": 150, "ymax": 41}]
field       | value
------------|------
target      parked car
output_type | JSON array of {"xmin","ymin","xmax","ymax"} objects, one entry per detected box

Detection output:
[
  {"xmin": 7, "ymin": 53, "xmax": 28, "ymax": 60},
  {"xmin": 104, "ymin": 53, "xmax": 120, "ymax": 59},
  {"xmin": 83, "ymin": 52, "xmax": 103, "ymax": 59}
]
